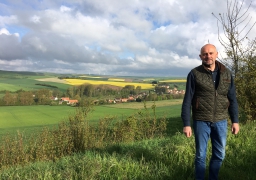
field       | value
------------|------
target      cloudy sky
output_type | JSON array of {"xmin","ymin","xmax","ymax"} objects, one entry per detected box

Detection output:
[{"xmin": 1, "ymin": 0, "xmax": 256, "ymax": 77}]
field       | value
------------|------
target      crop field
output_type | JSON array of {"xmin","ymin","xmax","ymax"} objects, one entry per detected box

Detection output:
[
  {"xmin": 0, "ymin": 105, "xmax": 74, "ymax": 136},
  {"xmin": 108, "ymin": 78, "xmax": 126, "ymax": 81},
  {"xmin": 0, "ymin": 100, "xmax": 182, "ymax": 136},
  {"xmin": 159, "ymin": 79, "xmax": 186, "ymax": 83},
  {"xmin": 0, "ymin": 77, "xmax": 71, "ymax": 92},
  {"xmin": 0, "ymin": 70, "xmax": 187, "ymax": 93},
  {"xmin": 64, "ymin": 78, "xmax": 155, "ymax": 89},
  {"xmin": 105, "ymin": 99, "xmax": 183, "ymax": 109}
]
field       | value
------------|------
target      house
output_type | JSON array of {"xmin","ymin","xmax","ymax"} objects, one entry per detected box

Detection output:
[
  {"xmin": 60, "ymin": 97, "xmax": 70, "ymax": 102},
  {"xmin": 59, "ymin": 97, "xmax": 78, "ymax": 105},
  {"xmin": 121, "ymin": 98, "xmax": 128, "ymax": 102},
  {"xmin": 114, "ymin": 98, "xmax": 121, "ymax": 103},
  {"xmin": 51, "ymin": 96, "xmax": 58, "ymax": 101},
  {"xmin": 67, "ymin": 99, "xmax": 78, "ymax": 105},
  {"xmin": 128, "ymin": 96, "xmax": 135, "ymax": 101}
]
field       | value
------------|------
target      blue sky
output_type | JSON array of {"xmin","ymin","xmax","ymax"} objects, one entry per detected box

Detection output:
[{"xmin": 0, "ymin": 0, "xmax": 256, "ymax": 77}]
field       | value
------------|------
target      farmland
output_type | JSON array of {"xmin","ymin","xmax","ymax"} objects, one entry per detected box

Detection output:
[
  {"xmin": 0, "ymin": 70, "xmax": 255, "ymax": 179},
  {"xmin": 0, "ymin": 70, "xmax": 187, "ymax": 95},
  {"xmin": 0, "ymin": 70, "xmax": 186, "ymax": 137},
  {"xmin": 0, "ymin": 100, "xmax": 183, "ymax": 137},
  {"xmin": 63, "ymin": 78, "xmax": 188, "ymax": 89},
  {"xmin": 64, "ymin": 78, "xmax": 155, "ymax": 89},
  {"xmin": 0, "ymin": 100, "xmax": 255, "ymax": 179},
  {"xmin": 159, "ymin": 79, "xmax": 187, "ymax": 83},
  {"xmin": 0, "ymin": 76, "xmax": 71, "ymax": 93}
]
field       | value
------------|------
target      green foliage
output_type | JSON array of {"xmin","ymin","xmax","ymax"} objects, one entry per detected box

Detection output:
[
  {"xmin": 35, "ymin": 83, "xmax": 58, "ymax": 88},
  {"xmin": 213, "ymin": 1, "xmax": 256, "ymax": 122},
  {"xmin": 235, "ymin": 56, "xmax": 256, "ymax": 121}
]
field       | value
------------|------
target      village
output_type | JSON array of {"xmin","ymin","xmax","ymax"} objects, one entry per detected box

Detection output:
[{"xmin": 56, "ymin": 86, "xmax": 186, "ymax": 106}]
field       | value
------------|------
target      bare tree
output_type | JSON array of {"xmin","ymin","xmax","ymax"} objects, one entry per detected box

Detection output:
[
  {"xmin": 212, "ymin": 0, "xmax": 256, "ymax": 77},
  {"xmin": 213, "ymin": 0, "xmax": 256, "ymax": 121}
]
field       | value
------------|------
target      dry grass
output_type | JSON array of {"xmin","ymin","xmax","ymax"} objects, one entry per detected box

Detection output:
[
  {"xmin": 108, "ymin": 78, "xmax": 126, "ymax": 81},
  {"xmin": 35, "ymin": 77, "xmax": 69, "ymax": 84}
]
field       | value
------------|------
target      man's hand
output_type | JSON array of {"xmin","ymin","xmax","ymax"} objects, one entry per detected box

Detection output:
[
  {"xmin": 183, "ymin": 126, "xmax": 192, "ymax": 137},
  {"xmin": 231, "ymin": 123, "xmax": 240, "ymax": 134}
]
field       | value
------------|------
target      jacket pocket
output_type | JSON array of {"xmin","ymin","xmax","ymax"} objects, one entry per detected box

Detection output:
[{"xmin": 192, "ymin": 97, "xmax": 201, "ymax": 111}]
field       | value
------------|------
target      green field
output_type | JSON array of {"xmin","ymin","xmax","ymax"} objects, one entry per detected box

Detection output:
[
  {"xmin": 0, "ymin": 70, "xmax": 71, "ymax": 93},
  {"xmin": 0, "ymin": 100, "xmax": 183, "ymax": 136},
  {"xmin": 0, "ymin": 78, "xmax": 70, "ymax": 92}
]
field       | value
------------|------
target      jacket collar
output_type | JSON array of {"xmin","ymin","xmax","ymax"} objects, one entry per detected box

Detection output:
[
  {"xmin": 202, "ymin": 60, "xmax": 226, "ymax": 73},
  {"xmin": 215, "ymin": 60, "xmax": 226, "ymax": 73}
]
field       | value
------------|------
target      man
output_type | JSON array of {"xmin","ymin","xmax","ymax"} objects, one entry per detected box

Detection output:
[{"xmin": 181, "ymin": 44, "xmax": 240, "ymax": 180}]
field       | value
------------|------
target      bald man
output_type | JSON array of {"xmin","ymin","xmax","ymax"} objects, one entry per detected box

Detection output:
[{"xmin": 181, "ymin": 44, "xmax": 239, "ymax": 180}]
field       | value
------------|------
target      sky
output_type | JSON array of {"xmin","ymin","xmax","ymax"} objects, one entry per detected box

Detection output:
[{"xmin": 0, "ymin": 0, "xmax": 256, "ymax": 77}]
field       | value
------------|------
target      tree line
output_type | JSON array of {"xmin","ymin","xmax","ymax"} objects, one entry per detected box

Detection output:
[{"xmin": 0, "ymin": 83, "xmax": 184, "ymax": 106}]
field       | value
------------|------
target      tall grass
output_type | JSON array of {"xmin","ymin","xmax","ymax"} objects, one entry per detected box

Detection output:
[{"xmin": 0, "ymin": 122, "xmax": 255, "ymax": 179}]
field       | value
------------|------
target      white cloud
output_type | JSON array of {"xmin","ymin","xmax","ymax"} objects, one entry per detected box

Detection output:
[
  {"xmin": 30, "ymin": 15, "xmax": 41, "ymax": 23},
  {"xmin": 0, "ymin": 28, "xmax": 10, "ymax": 35},
  {"xmin": 0, "ymin": 0, "xmax": 255, "ymax": 76},
  {"xmin": 60, "ymin": 5, "xmax": 72, "ymax": 13}
]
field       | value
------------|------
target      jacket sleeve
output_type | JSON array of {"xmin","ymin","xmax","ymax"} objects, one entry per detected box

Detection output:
[
  {"xmin": 181, "ymin": 71, "xmax": 195, "ymax": 127},
  {"xmin": 227, "ymin": 75, "xmax": 239, "ymax": 123}
]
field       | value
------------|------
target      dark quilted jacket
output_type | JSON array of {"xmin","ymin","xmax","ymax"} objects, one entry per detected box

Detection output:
[{"xmin": 191, "ymin": 61, "xmax": 231, "ymax": 122}]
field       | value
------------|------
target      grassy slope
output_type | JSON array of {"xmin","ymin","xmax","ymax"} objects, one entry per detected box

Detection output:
[
  {"xmin": 0, "ymin": 100, "xmax": 182, "ymax": 136},
  {"xmin": 0, "ymin": 70, "xmax": 71, "ymax": 92},
  {"xmin": 0, "ymin": 106, "xmax": 74, "ymax": 136},
  {"xmin": 0, "ymin": 122, "xmax": 255, "ymax": 179},
  {"xmin": 0, "ymin": 78, "xmax": 70, "ymax": 92}
]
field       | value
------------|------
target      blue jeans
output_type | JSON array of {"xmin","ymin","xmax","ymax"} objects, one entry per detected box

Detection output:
[{"xmin": 193, "ymin": 120, "xmax": 227, "ymax": 180}]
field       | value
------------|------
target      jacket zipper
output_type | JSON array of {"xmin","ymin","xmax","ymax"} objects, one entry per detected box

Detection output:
[{"xmin": 211, "ymin": 71, "xmax": 217, "ymax": 122}]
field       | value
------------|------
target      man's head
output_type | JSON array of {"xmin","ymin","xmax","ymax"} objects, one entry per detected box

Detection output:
[{"xmin": 199, "ymin": 44, "xmax": 218, "ymax": 68}]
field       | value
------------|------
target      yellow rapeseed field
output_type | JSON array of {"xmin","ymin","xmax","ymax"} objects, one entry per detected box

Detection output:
[
  {"xmin": 64, "ymin": 79, "xmax": 154, "ymax": 89},
  {"xmin": 78, "ymin": 76, "xmax": 101, "ymax": 78},
  {"xmin": 159, "ymin": 79, "xmax": 186, "ymax": 83}
]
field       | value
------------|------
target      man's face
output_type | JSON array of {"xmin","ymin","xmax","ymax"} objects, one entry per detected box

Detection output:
[{"xmin": 199, "ymin": 45, "xmax": 218, "ymax": 67}]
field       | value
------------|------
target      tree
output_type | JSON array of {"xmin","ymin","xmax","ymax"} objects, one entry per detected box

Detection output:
[
  {"xmin": 235, "ymin": 55, "xmax": 256, "ymax": 120},
  {"xmin": 83, "ymin": 84, "xmax": 95, "ymax": 97},
  {"xmin": 152, "ymin": 81, "xmax": 158, "ymax": 85},
  {"xmin": 135, "ymin": 86, "xmax": 141, "ymax": 94},
  {"xmin": 212, "ymin": 0, "xmax": 256, "ymax": 77},
  {"xmin": 18, "ymin": 91, "xmax": 34, "ymax": 105},
  {"xmin": 121, "ymin": 85, "xmax": 135, "ymax": 97},
  {"xmin": 35, "ymin": 89, "xmax": 52, "ymax": 105},
  {"xmin": 155, "ymin": 86, "xmax": 167, "ymax": 94},
  {"xmin": 212, "ymin": 0, "xmax": 256, "ymax": 121},
  {"xmin": 67, "ymin": 87, "xmax": 75, "ymax": 98},
  {"xmin": 3, "ymin": 91, "xmax": 17, "ymax": 105},
  {"xmin": 52, "ymin": 89, "xmax": 61, "ymax": 98}
]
